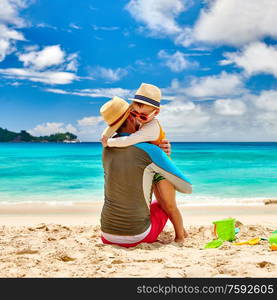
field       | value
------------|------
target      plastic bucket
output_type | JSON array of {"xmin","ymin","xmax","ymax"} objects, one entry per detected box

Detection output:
[
  {"xmin": 213, "ymin": 218, "xmax": 236, "ymax": 241},
  {"xmin": 269, "ymin": 233, "xmax": 277, "ymax": 245}
]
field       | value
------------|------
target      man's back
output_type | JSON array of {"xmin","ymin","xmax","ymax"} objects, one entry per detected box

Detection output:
[{"xmin": 101, "ymin": 146, "xmax": 153, "ymax": 235}]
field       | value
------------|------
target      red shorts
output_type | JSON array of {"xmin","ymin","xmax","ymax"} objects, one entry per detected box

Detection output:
[{"xmin": 101, "ymin": 199, "xmax": 168, "ymax": 248}]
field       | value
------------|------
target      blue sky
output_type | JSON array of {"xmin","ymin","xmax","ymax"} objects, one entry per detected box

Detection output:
[{"xmin": 1, "ymin": 0, "xmax": 277, "ymax": 141}]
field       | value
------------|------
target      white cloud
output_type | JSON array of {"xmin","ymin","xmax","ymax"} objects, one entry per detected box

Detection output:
[
  {"xmin": 158, "ymin": 50, "xmax": 197, "ymax": 72},
  {"xmin": 185, "ymin": 72, "xmax": 245, "ymax": 98},
  {"xmin": 221, "ymin": 42, "xmax": 277, "ymax": 78},
  {"xmin": 36, "ymin": 23, "xmax": 57, "ymax": 30},
  {"xmin": 45, "ymin": 87, "xmax": 132, "ymax": 99},
  {"xmin": 0, "ymin": 23, "xmax": 24, "ymax": 40},
  {"xmin": 0, "ymin": 68, "xmax": 78, "ymax": 84},
  {"xmin": 125, "ymin": 0, "xmax": 186, "ymax": 36},
  {"xmin": 0, "ymin": 0, "xmax": 31, "ymax": 62},
  {"xmin": 77, "ymin": 125, "xmax": 106, "ymax": 142},
  {"xmin": 0, "ymin": 0, "xmax": 28, "ymax": 27},
  {"xmin": 158, "ymin": 100, "xmax": 211, "ymax": 138},
  {"xmin": 91, "ymin": 25, "xmax": 119, "ymax": 31},
  {"xmin": 135, "ymin": 78, "xmax": 275, "ymax": 141},
  {"xmin": 77, "ymin": 116, "xmax": 103, "ymax": 127},
  {"xmin": 79, "ymin": 88, "xmax": 131, "ymax": 98},
  {"xmin": 255, "ymin": 90, "xmax": 277, "ymax": 111},
  {"xmin": 8, "ymin": 81, "xmax": 21, "ymax": 86},
  {"xmin": 65, "ymin": 52, "xmax": 79, "ymax": 72},
  {"xmin": 23, "ymin": 44, "xmax": 39, "ymax": 52},
  {"xmin": 28, "ymin": 122, "xmax": 78, "ymax": 136},
  {"xmin": 69, "ymin": 23, "xmax": 81, "ymax": 30},
  {"xmin": 214, "ymin": 99, "xmax": 246, "ymax": 116},
  {"xmin": 91, "ymin": 67, "xmax": 128, "ymax": 82},
  {"xmin": 161, "ymin": 73, "xmax": 247, "ymax": 102},
  {"xmin": 256, "ymin": 112, "xmax": 277, "ymax": 132},
  {"xmin": 0, "ymin": 39, "xmax": 11, "ymax": 61},
  {"xmin": 1, "ymin": 45, "xmax": 79, "ymax": 84},
  {"xmin": 76, "ymin": 116, "xmax": 106, "ymax": 141},
  {"xmin": 18, "ymin": 45, "xmax": 65, "ymax": 70},
  {"xmin": 0, "ymin": 3, "xmax": 79, "ymax": 84},
  {"xmin": 0, "ymin": 23, "xmax": 24, "ymax": 61},
  {"xmin": 156, "ymin": 94, "xmax": 277, "ymax": 141},
  {"xmin": 44, "ymin": 88, "xmax": 68, "ymax": 94},
  {"xmin": 27, "ymin": 119, "xmax": 106, "ymax": 142},
  {"xmin": 64, "ymin": 124, "xmax": 78, "ymax": 134},
  {"xmin": 45, "ymin": 86, "xmax": 177, "ymax": 102},
  {"xmin": 182, "ymin": 0, "xmax": 277, "ymax": 46}
]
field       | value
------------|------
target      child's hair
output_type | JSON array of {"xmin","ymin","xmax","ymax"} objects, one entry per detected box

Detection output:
[
  {"xmin": 132, "ymin": 101, "xmax": 158, "ymax": 111},
  {"xmin": 132, "ymin": 101, "xmax": 144, "ymax": 108}
]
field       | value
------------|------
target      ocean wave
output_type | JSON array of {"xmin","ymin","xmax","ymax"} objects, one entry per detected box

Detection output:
[{"xmin": 0, "ymin": 193, "xmax": 273, "ymax": 206}]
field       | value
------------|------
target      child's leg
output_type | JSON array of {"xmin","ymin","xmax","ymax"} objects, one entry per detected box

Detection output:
[{"xmin": 153, "ymin": 179, "xmax": 188, "ymax": 242}]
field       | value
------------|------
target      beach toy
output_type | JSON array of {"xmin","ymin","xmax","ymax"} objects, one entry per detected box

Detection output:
[
  {"xmin": 213, "ymin": 218, "xmax": 236, "ymax": 242},
  {"xmin": 270, "ymin": 244, "xmax": 277, "ymax": 251},
  {"xmin": 267, "ymin": 233, "xmax": 277, "ymax": 251},
  {"xmin": 204, "ymin": 238, "xmax": 224, "ymax": 249},
  {"xmin": 268, "ymin": 233, "xmax": 277, "ymax": 245},
  {"xmin": 233, "ymin": 237, "xmax": 261, "ymax": 246}
]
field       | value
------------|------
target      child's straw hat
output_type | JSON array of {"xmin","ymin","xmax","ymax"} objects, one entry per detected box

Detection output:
[{"xmin": 129, "ymin": 83, "xmax": 161, "ymax": 109}]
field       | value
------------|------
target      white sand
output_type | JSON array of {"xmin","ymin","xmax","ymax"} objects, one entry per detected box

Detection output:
[{"xmin": 0, "ymin": 202, "xmax": 276, "ymax": 278}]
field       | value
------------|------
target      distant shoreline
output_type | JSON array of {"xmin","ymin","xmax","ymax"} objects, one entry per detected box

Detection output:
[{"xmin": 0, "ymin": 127, "xmax": 79, "ymax": 143}]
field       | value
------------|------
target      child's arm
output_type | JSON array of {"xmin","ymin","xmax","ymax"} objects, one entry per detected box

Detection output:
[
  {"xmin": 107, "ymin": 119, "xmax": 160, "ymax": 147},
  {"xmin": 101, "ymin": 136, "xmax": 108, "ymax": 147}
]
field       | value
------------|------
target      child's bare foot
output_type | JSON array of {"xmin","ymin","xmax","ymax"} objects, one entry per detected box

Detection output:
[{"xmin": 174, "ymin": 237, "xmax": 185, "ymax": 244}]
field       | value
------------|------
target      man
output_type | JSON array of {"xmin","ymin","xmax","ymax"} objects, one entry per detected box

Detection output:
[{"xmin": 99, "ymin": 96, "xmax": 192, "ymax": 247}]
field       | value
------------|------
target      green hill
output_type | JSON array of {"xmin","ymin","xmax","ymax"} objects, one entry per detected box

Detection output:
[{"xmin": 0, "ymin": 127, "xmax": 79, "ymax": 143}]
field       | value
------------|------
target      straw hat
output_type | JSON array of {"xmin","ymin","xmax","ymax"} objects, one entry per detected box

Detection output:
[
  {"xmin": 129, "ymin": 83, "xmax": 161, "ymax": 109},
  {"xmin": 100, "ymin": 96, "xmax": 132, "ymax": 138}
]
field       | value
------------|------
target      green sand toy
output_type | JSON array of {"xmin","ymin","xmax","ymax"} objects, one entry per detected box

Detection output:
[
  {"xmin": 268, "ymin": 233, "xmax": 277, "ymax": 251},
  {"xmin": 269, "ymin": 233, "xmax": 277, "ymax": 245},
  {"xmin": 213, "ymin": 218, "xmax": 236, "ymax": 242},
  {"xmin": 203, "ymin": 218, "xmax": 236, "ymax": 249},
  {"xmin": 204, "ymin": 238, "xmax": 224, "ymax": 249}
]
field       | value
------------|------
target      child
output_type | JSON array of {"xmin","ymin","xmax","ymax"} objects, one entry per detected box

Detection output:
[
  {"xmin": 101, "ymin": 83, "xmax": 188, "ymax": 243},
  {"xmin": 102, "ymin": 83, "xmax": 165, "ymax": 148}
]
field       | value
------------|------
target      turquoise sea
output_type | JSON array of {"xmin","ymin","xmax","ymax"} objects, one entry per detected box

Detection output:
[{"xmin": 0, "ymin": 142, "xmax": 276, "ymax": 206}]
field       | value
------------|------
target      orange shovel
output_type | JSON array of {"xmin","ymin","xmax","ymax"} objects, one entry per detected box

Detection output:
[{"xmin": 270, "ymin": 244, "xmax": 277, "ymax": 251}]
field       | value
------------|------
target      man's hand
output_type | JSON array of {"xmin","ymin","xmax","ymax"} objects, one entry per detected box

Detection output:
[
  {"xmin": 101, "ymin": 136, "xmax": 108, "ymax": 147},
  {"xmin": 158, "ymin": 139, "xmax": 171, "ymax": 156}
]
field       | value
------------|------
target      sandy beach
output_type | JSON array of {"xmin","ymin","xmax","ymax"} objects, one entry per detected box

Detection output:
[{"xmin": 0, "ymin": 202, "xmax": 276, "ymax": 278}]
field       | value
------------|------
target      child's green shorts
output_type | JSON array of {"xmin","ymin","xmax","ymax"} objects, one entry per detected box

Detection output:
[{"xmin": 153, "ymin": 173, "xmax": 165, "ymax": 184}]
